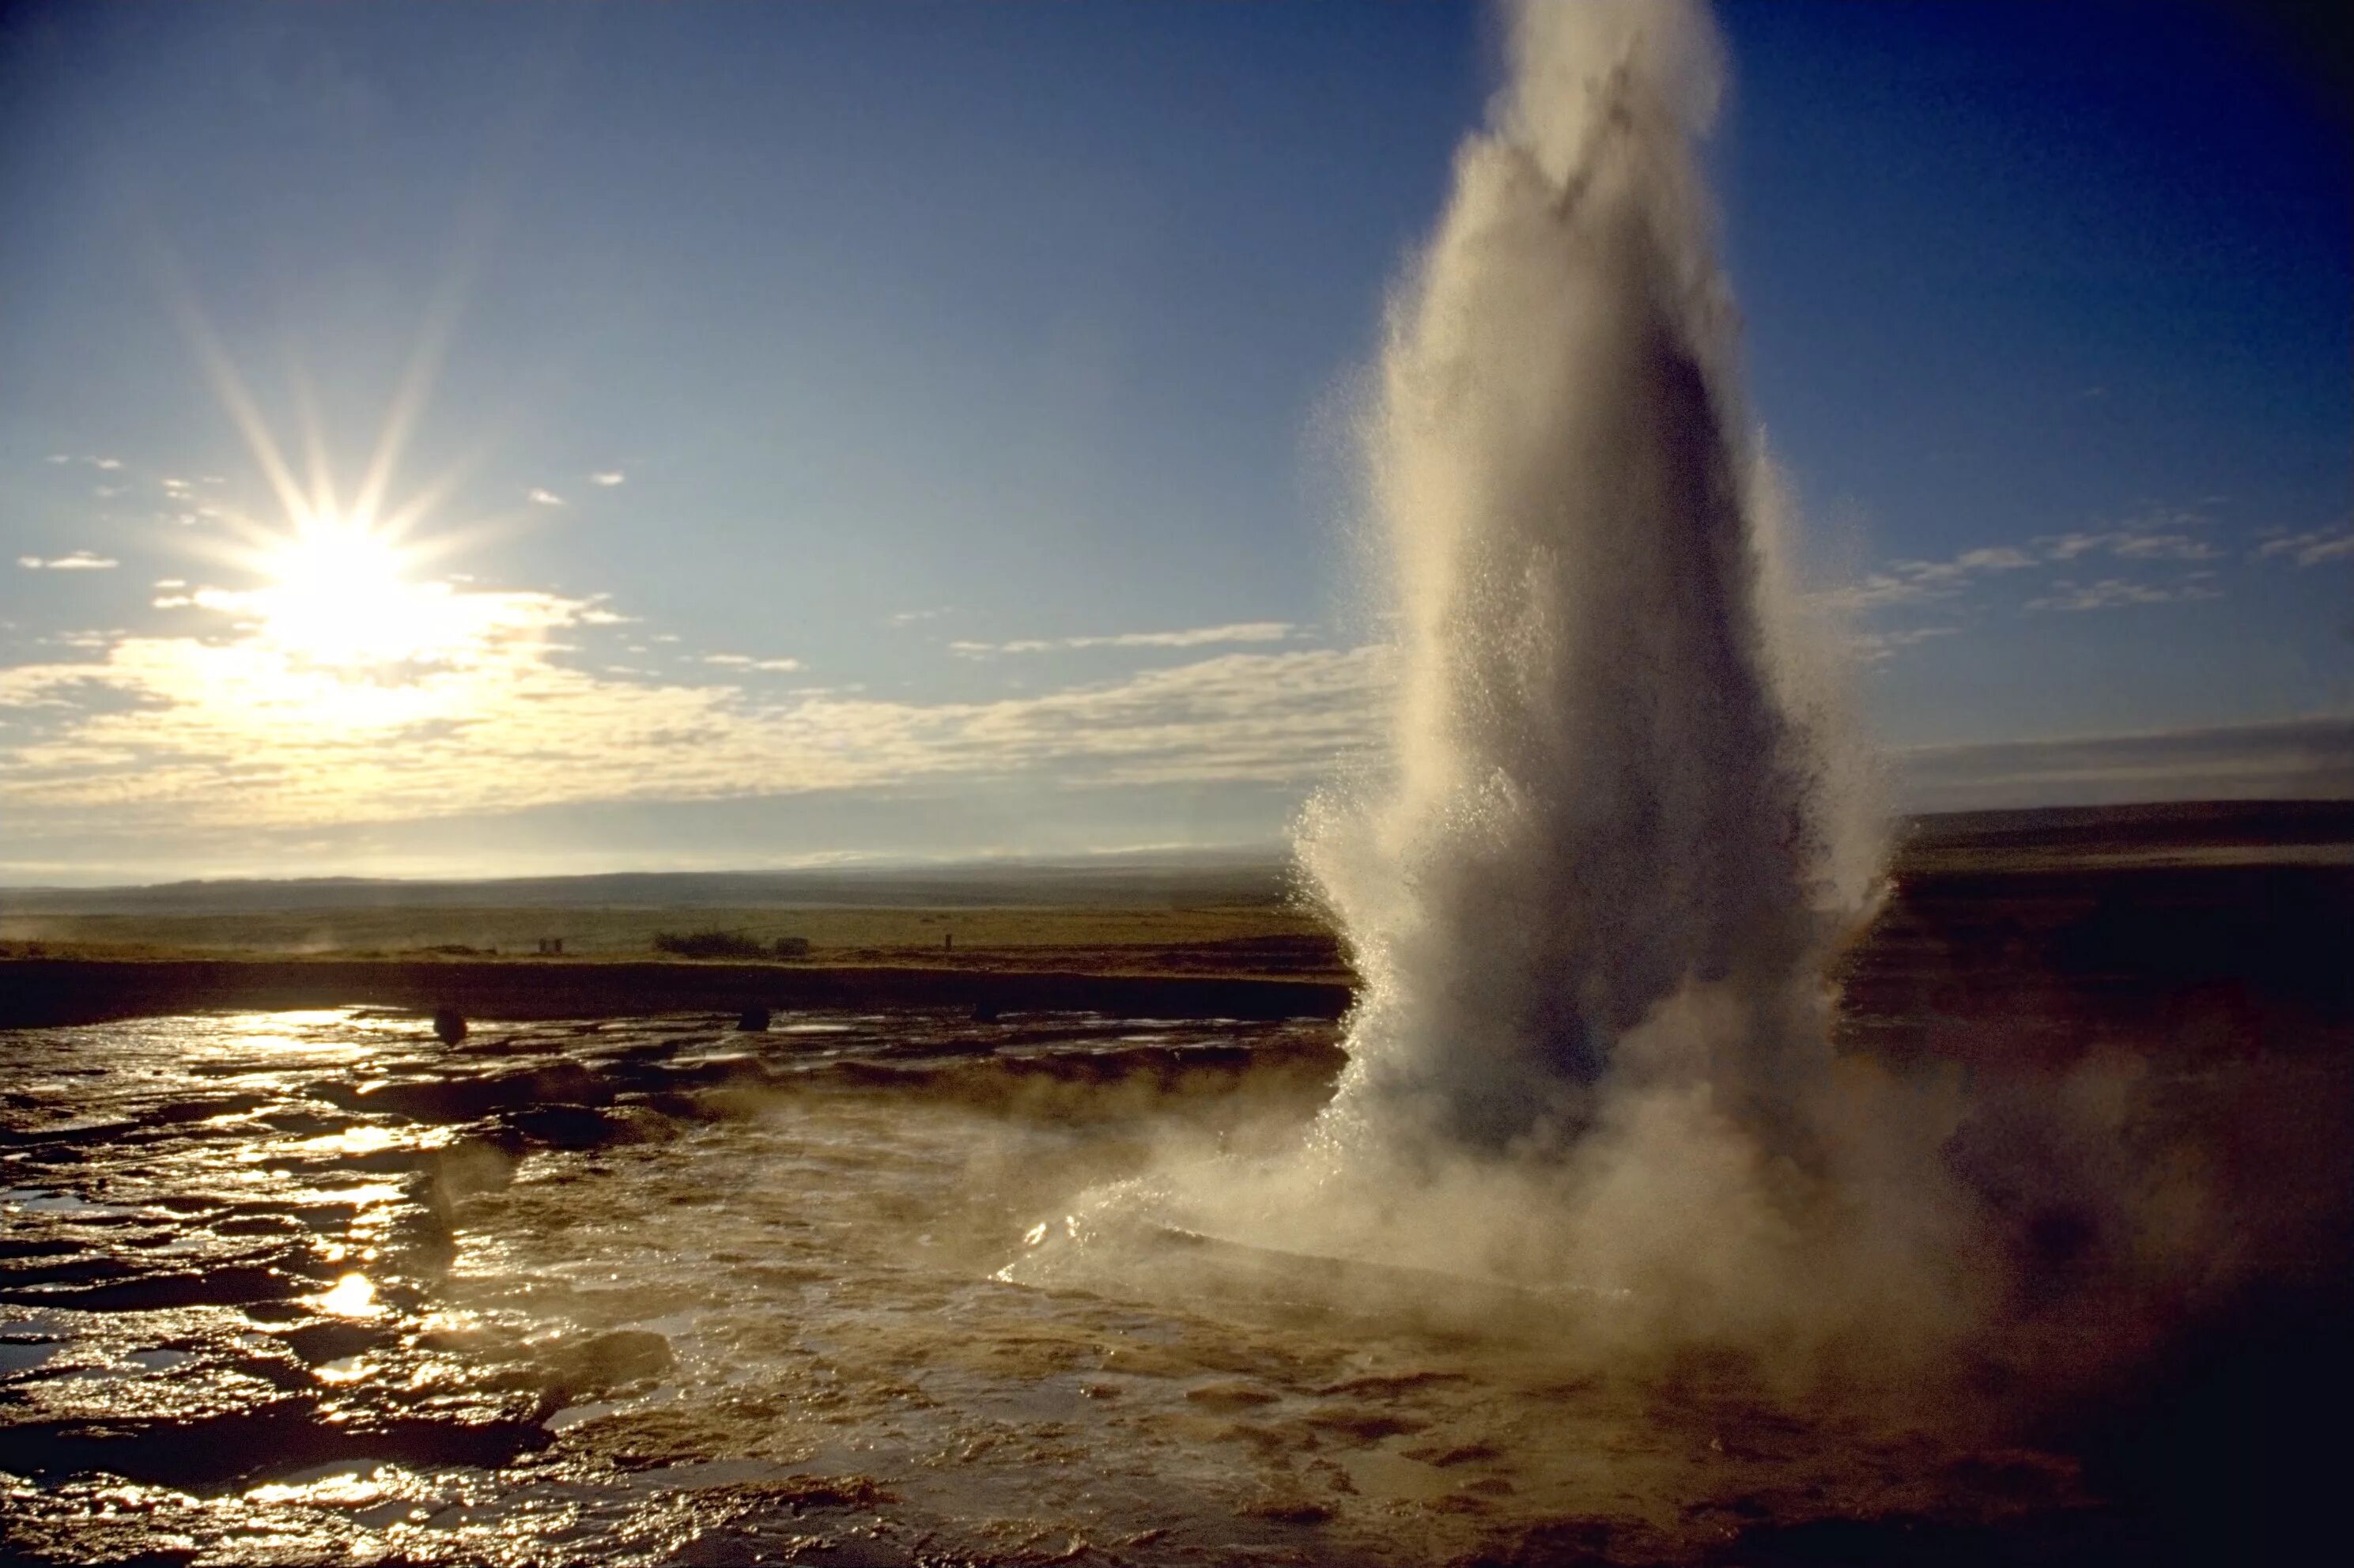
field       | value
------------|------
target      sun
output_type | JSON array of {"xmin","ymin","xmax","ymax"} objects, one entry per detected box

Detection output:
[
  {"xmin": 171, "ymin": 295, "xmax": 504, "ymax": 675},
  {"xmin": 251, "ymin": 512, "xmax": 440, "ymax": 668}
]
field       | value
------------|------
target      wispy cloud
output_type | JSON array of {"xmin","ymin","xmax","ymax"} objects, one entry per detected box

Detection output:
[
  {"xmin": 886, "ymin": 606, "xmax": 950, "ymax": 627},
  {"xmin": 2026, "ymin": 576, "xmax": 2224, "ymax": 613},
  {"xmin": 950, "ymin": 622, "xmax": 1295, "ymax": 658},
  {"xmin": 589, "ymin": 470, "xmax": 626, "ymax": 487},
  {"xmin": 2110, "ymin": 533, "xmax": 2220, "ymax": 561},
  {"xmin": 0, "ymin": 595, "xmax": 1385, "ymax": 838},
  {"xmin": 1813, "ymin": 572, "xmax": 1938, "ymax": 614},
  {"xmin": 2031, "ymin": 503, "xmax": 2219, "ymax": 565},
  {"xmin": 1822, "ymin": 502, "xmax": 2235, "ymax": 634},
  {"xmin": 1849, "ymin": 625, "xmax": 1958, "ymax": 663},
  {"xmin": 1814, "ymin": 547, "xmax": 2033, "ymax": 613},
  {"xmin": 702, "ymin": 654, "xmax": 804, "ymax": 672},
  {"xmin": 2257, "ymin": 526, "xmax": 2354, "ymax": 568},
  {"xmin": 17, "ymin": 552, "xmax": 119, "ymax": 571},
  {"xmin": 2039, "ymin": 530, "xmax": 2218, "ymax": 563},
  {"xmin": 2039, "ymin": 535, "xmax": 2108, "ymax": 562},
  {"xmin": 1902, "ymin": 546, "xmax": 2037, "ymax": 582},
  {"xmin": 527, "ymin": 488, "xmax": 565, "ymax": 507},
  {"xmin": 1901, "ymin": 716, "xmax": 2354, "ymax": 812}
]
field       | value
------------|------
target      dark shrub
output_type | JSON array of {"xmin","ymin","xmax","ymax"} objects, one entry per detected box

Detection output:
[{"xmin": 652, "ymin": 929, "xmax": 767, "ymax": 960}]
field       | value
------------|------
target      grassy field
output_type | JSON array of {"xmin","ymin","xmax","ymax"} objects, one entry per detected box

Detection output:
[
  {"xmin": 0, "ymin": 901, "xmax": 1328, "ymax": 965},
  {"xmin": 3, "ymin": 801, "xmax": 2348, "ymax": 1001}
]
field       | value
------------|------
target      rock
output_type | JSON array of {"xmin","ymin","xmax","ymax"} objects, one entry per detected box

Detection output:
[
  {"xmin": 281, "ymin": 1321, "xmax": 387, "ymax": 1366},
  {"xmin": 433, "ymin": 1009, "xmax": 467, "ymax": 1046},
  {"xmin": 1185, "ymin": 1381, "xmax": 1279, "ymax": 1410},
  {"xmin": 497, "ymin": 1104, "xmax": 658, "ymax": 1152},
  {"xmin": 330, "ymin": 1061, "xmax": 616, "ymax": 1123},
  {"xmin": 542, "ymin": 1329, "xmax": 674, "ymax": 1403}
]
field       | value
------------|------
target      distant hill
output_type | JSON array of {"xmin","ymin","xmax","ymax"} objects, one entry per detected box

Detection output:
[
  {"xmin": 0, "ymin": 849, "xmax": 1300, "ymax": 916},
  {"xmin": 1899, "ymin": 798, "xmax": 2354, "ymax": 855},
  {"xmin": 6, "ymin": 800, "xmax": 2349, "ymax": 917}
]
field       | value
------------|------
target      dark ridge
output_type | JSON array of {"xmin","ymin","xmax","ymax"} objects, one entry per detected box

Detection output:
[
  {"xmin": 1901, "ymin": 798, "xmax": 2354, "ymax": 854},
  {"xmin": 0, "ymin": 958, "xmax": 1354, "ymax": 1030}
]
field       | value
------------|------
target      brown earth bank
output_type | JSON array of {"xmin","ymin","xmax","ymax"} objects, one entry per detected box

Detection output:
[{"xmin": 0, "ymin": 956, "xmax": 1351, "ymax": 1030}]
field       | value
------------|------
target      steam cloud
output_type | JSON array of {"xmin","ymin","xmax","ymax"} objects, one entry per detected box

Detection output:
[
  {"xmin": 1014, "ymin": 0, "xmax": 2004, "ymax": 1381},
  {"xmin": 1299, "ymin": 0, "xmax": 1880, "ymax": 1158}
]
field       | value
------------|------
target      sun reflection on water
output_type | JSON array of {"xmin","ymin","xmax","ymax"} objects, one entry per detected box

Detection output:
[{"xmin": 309, "ymin": 1273, "xmax": 384, "ymax": 1320}]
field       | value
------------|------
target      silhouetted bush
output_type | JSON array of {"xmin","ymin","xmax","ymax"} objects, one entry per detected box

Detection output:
[
  {"xmin": 652, "ymin": 928, "xmax": 768, "ymax": 960},
  {"xmin": 773, "ymin": 936, "xmax": 811, "ymax": 958}
]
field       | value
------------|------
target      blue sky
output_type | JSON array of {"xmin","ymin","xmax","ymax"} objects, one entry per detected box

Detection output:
[{"xmin": 1, "ymin": 2, "xmax": 2347, "ymax": 881}]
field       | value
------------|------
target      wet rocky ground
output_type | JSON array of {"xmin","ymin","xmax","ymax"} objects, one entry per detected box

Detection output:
[
  {"xmin": 0, "ymin": 1009, "xmax": 1358, "ymax": 1563},
  {"xmin": 1, "ymin": 996, "xmax": 2344, "ymax": 1565}
]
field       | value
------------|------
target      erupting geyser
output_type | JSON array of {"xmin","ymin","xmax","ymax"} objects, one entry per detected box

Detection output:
[
  {"xmin": 1018, "ymin": 0, "xmax": 1939, "ymax": 1352},
  {"xmin": 1302, "ymin": 0, "xmax": 1881, "ymax": 1161}
]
